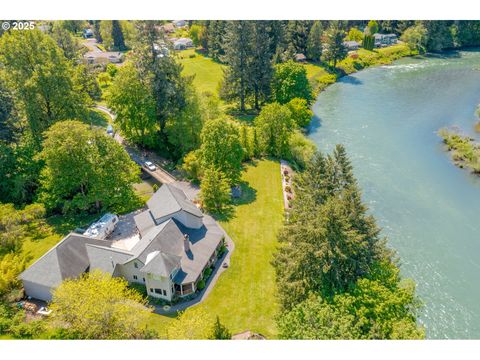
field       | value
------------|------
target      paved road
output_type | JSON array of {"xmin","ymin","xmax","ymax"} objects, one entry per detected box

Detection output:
[{"xmin": 94, "ymin": 105, "xmax": 176, "ymax": 184}]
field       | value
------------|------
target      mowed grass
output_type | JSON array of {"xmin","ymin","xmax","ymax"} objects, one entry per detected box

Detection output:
[
  {"xmin": 147, "ymin": 159, "xmax": 284, "ymax": 338},
  {"xmin": 177, "ymin": 49, "xmax": 225, "ymax": 95}
]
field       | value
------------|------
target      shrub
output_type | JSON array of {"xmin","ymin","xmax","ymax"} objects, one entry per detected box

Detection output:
[
  {"xmin": 9, "ymin": 319, "xmax": 45, "ymax": 339},
  {"xmin": 475, "ymin": 121, "xmax": 480, "ymax": 133},
  {"xmin": 197, "ymin": 280, "xmax": 206, "ymax": 291},
  {"xmin": 203, "ymin": 267, "xmax": 213, "ymax": 279},
  {"xmin": 283, "ymin": 170, "xmax": 289, "ymax": 175},
  {"xmin": 152, "ymin": 183, "xmax": 159, "ymax": 192},
  {"xmin": 182, "ymin": 150, "xmax": 203, "ymax": 181},
  {"xmin": 217, "ymin": 244, "xmax": 227, "ymax": 258},
  {"xmin": 287, "ymin": 98, "xmax": 314, "ymax": 128},
  {"xmin": 287, "ymin": 131, "xmax": 317, "ymax": 169},
  {"xmin": 128, "ymin": 283, "xmax": 148, "ymax": 299},
  {"xmin": 285, "ymin": 185, "xmax": 292, "ymax": 193}
]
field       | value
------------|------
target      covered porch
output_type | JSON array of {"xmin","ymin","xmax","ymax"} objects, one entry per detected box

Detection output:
[{"xmin": 174, "ymin": 282, "xmax": 195, "ymax": 297}]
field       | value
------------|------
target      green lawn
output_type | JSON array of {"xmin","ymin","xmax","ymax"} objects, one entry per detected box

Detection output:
[
  {"xmin": 147, "ymin": 159, "xmax": 284, "ymax": 338},
  {"xmin": 177, "ymin": 49, "xmax": 224, "ymax": 95}
]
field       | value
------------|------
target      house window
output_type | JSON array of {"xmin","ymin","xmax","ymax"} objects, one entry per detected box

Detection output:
[
  {"xmin": 134, "ymin": 262, "xmax": 138, "ymax": 269},
  {"xmin": 163, "ymin": 289, "xmax": 167, "ymax": 296},
  {"xmin": 143, "ymin": 278, "xmax": 145, "ymax": 282},
  {"xmin": 133, "ymin": 275, "xmax": 138, "ymax": 280},
  {"xmin": 154, "ymin": 289, "xmax": 162, "ymax": 295},
  {"xmin": 150, "ymin": 288, "xmax": 153, "ymax": 293}
]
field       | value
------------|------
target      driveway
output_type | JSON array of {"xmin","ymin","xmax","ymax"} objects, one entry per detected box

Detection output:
[{"xmin": 95, "ymin": 105, "xmax": 176, "ymax": 184}]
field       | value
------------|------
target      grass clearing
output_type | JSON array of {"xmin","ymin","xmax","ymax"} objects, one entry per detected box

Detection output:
[
  {"xmin": 147, "ymin": 159, "xmax": 284, "ymax": 338},
  {"xmin": 177, "ymin": 49, "xmax": 225, "ymax": 95}
]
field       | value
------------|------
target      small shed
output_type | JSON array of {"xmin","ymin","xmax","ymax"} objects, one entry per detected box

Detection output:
[
  {"xmin": 83, "ymin": 29, "xmax": 94, "ymax": 39},
  {"xmin": 231, "ymin": 186, "xmax": 242, "ymax": 199},
  {"xmin": 343, "ymin": 40, "xmax": 360, "ymax": 51},
  {"xmin": 173, "ymin": 38, "xmax": 194, "ymax": 50},
  {"xmin": 173, "ymin": 20, "xmax": 188, "ymax": 28},
  {"xmin": 295, "ymin": 53, "xmax": 307, "ymax": 62}
]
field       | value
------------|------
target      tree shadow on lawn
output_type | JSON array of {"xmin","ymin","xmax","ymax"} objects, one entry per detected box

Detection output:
[{"xmin": 211, "ymin": 181, "xmax": 257, "ymax": 222}]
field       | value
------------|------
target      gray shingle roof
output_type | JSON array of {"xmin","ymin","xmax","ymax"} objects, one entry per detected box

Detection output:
[
  {"xmin": 173, "ymin": 215, "xmax": 224, "ymax": 284},
  {"xmin": 19, "ymin": 233, "xmax": 110, "ymax": 288},
  {"xmin": 130, "ymin": 219, "xmax": 184, "ymax": 263},
  {"xmin": 86, "ymin": 244, "xmax": 133, "ymax": 275},
  {"xmin": 140, "ymin": 252, "xmax": 181, "ymax": 277},
  {"xmin": 147, "ymin": 184, "xmax": 203, "ymax": 220},
  {"xmin": 134, "ymin": 210, "xmax": 156, "ymax": 237}
]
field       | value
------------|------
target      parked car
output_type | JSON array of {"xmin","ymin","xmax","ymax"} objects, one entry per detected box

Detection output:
[
  {"xmin": 106, "ymin": 125, "xmax": 114, "ymax": 136},
  {"xmin": 144, "ymin": 161, "xmax": 157, "ymax": 171}
]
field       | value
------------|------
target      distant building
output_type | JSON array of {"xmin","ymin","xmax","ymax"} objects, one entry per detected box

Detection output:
[
  {"xmin": 294, "ymin": 53, "xmax": 307, "ymax": 62},
  {"xmin": 343, "ymin": 40, "xmax": 360, "ymax": 51},
  {"xmin": 232, "ymin": 331, "xmax": 266, "ymax": 340},
  {"xmin": 374, "ymin": 33, "xmax": 398, "ymax": 47},
  {"xmin": 173, "ymin": 38, "xmax": 194, "ymax": 50},
  {"xmin": 84, "ymin": 51, "xmax": 125, "ymax": 65},
  {"xmin": 161, "ymin": 23, "xmax": 175, "ymax": 33},
  {"xmin": 83, "ymin": 28, "xmax": 94, "ymax": 39},
  {"xmin": 173, "ymin": 20, "xmax": 188, "ymax": 28}
]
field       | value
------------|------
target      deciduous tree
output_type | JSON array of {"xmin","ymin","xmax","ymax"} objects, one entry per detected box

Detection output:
[
  {"xmin": 38, "ymin": 120, "xmax": 140, "ymax": 213},
  {"xmin": 50, "ymin": 270, "xmax": 154, "ymax": 339},
  {"xmin": 200, "ymin": 118, "xmax": 244, "ymax": 185},
  {"xmin": 271, "ymin": 60, "xmax": 312, "ymax": 104},
  {"xmin": 254, "ymin": 103, "xmax": 294, "ymax": 157},
  {"xmin": 106, "ymin": 63, "xmax": 157, "ymax": 147},
  {"xmin": 200, "ymin": 167, "xmax": 232, "ymax": 213},
  {"xmin": 0, "ymin": 30, "xmax": 86, "ymax": 144}
]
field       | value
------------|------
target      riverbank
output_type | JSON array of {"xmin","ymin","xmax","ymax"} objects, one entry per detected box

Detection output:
[
  {"xmin": 308, "ymin": 50, "xmax": 480, "ymax": 338},
  {"xmin": 305, "ymin": 43, "xmax": 417, "ymax": 95},
  {"xmin": 438, "ymin": 128, "xmax": 480, "ymax": 174}
]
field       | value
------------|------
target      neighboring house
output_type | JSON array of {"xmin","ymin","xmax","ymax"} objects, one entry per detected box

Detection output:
[
  {"xmin": 173, "ymin": 20, "xmax": 188, "ymax": 28},
  {"xmin": 232, "ymin": 331, "xmax": 267, "ymax": 340},
  {"xmin": 173, "ymin": 38, "xmax": 194, "ymax": 50},
  {"xmin": 153, "ymin": 43, "xmax": 170, "ymax": 58},
  {"xmin": 83, "ymin": 28, "xmax": 94, "ymax": 39},
  {"xmin": 160, "ymin": 23, "xmax": 175, "ymax": 34},
  {"xmin": 20, "ymin": 184, "xmax": 225, "ymax": 302},
  {"xmin": 374, "ymin": 33, "xmax": 398, "ymax": 47},
  {"xmin": 294, "ymin": 53, "xmax": 307, "ymax": 62},
  {"xmin": 343, "ymin": 40, "xmax": 360, "ymax": 51},
  {"xmin": 84, "ymin": 51, "xmax": 124, "ymax": 65}
]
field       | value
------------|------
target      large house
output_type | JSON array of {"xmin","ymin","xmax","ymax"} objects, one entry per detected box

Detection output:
[
  {"xmin": 374, "ymin": 33, "xmax": 398, "ymax": 47},
  {"xmin": 20, "ymin": 184, "xmax": 225, "ymax": 302}
]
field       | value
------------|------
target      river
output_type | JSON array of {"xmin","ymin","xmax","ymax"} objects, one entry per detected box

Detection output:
[{"xmin": 309, "ymin": 50, "xmax": 480, "ymax": 339}]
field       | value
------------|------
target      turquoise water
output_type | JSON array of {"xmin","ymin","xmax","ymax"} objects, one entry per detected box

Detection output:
[{"xmin": 309, "ymin": 51, "xmax": 480, "ymax": 339}]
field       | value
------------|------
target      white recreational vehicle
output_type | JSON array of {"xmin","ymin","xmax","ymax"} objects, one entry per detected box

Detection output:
[{"xmin": 83, "ymin": 213, "xmax": 119, "ymax": 240}]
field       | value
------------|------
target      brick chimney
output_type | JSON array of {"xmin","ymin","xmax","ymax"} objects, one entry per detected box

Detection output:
[{"xmin": 183, "ymin": 234, "xmax": 190, "ymax": 253}]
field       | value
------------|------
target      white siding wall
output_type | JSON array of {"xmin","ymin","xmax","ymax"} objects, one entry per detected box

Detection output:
[
  {"xmin": 175, "ymin": 211, "xmax": 203, "ymax": 229},
  {"xmin": 155, "ymin": 210, "xmax": 203, "ymax": 229},
  {"xmin": 22, "ymin": 280, "xmax": 53, "ymax": 302},
  {"xmin": 118, "ymin": 260, "xmax": 146, "ymax": 285},
  {"xmin": 145, "ymin": 273, "xmax": 174, "ymax": 301}
]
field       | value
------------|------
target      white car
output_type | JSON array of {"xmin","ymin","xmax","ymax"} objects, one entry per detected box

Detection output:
[{"xmin": 144, "ymin": 161, "xmax": 157, "ymax": 171}]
